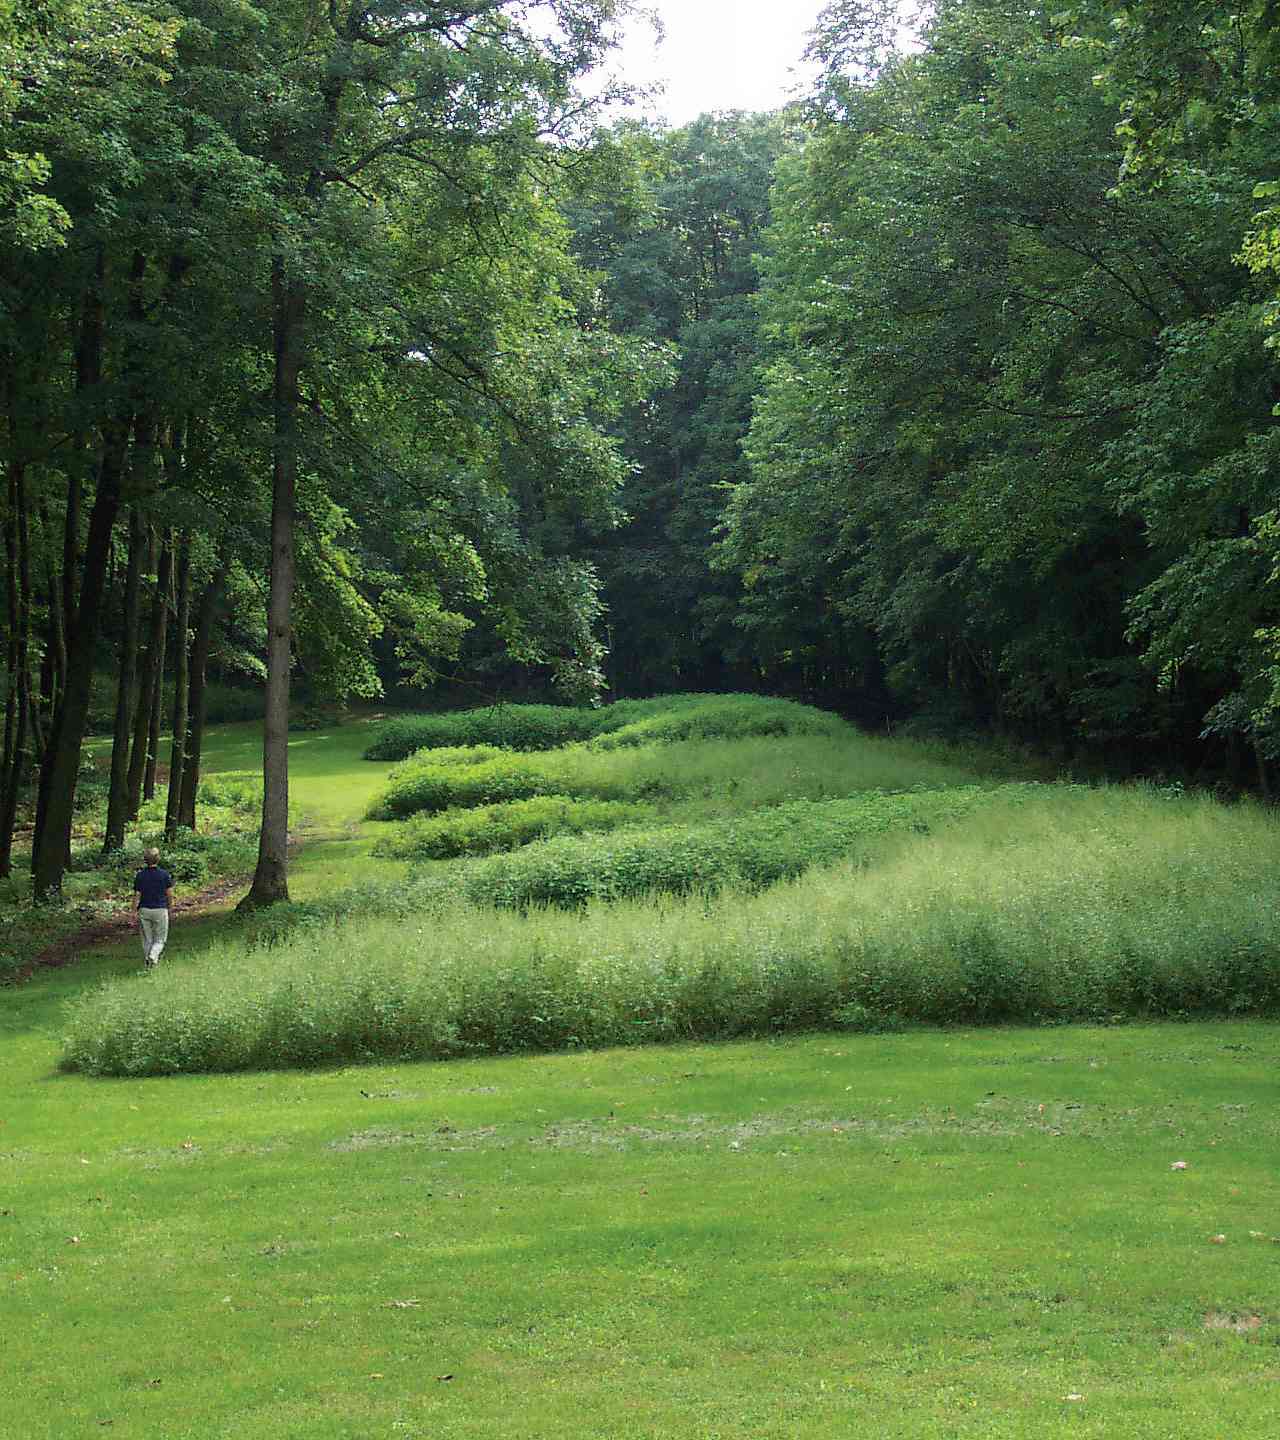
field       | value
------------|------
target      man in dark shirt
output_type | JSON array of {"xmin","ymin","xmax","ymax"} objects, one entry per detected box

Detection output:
[{"xmin": 132, "ymin": 847, "xmax": 174, "ymax": 969}]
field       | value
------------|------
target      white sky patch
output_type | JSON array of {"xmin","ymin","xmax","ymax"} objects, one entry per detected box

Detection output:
[{"xmin": 611, "ymin": 0, "xmax": 830, "ymax": 125}]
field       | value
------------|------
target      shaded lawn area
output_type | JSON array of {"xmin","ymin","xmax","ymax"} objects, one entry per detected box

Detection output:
[{"xmin": 5, "ymin": 973, "xmax": 1280, "ymax": 1437}]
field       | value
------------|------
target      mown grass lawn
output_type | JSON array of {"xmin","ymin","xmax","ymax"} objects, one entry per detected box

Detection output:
[
  {"xmin": 5, "ymin": 715, "xmax": 1280, "ymax": 1437},
  {"xmin": 6, "ymin": 1006, "xmax": 1280, "ymax": 1438}
]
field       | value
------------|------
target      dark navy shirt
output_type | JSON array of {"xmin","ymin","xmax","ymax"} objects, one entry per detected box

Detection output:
[{"xmin": 133, "ymin": 866, "xmax": 173, "ymax": 909}]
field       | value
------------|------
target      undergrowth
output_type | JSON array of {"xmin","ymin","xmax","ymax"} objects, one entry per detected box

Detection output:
[
  {"xmin": 62, "ymin": 786, "xmax": 1280, "ymax": 1075},
  {"xmin": 362, "ymin": 696, "xmax": 704, "ymax": 760},
  {"xmin": 368, "ymin": 733, "xmax": 992, "ymax": 821},
  {"xmin": 456, "ymin": 788, "xmax": 1003, "ymax": 909},
  {"xmin": 374, "ymin": 795, "xmax": 656, "ymax": 861}
]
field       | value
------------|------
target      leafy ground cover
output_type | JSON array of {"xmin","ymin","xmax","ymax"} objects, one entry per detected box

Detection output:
[
  {"xmin": 368, "ymin": 730, "xmax": 996, "ymax": 821},
  {"xmin": 374, "ymin": 794, "xmax": 657, "ymax": 861},
  {"xmin": 455, "ymin": 787, "xmax": 1001, "ymax": 910},
  {"xmin": 6, "ymin": 711, "xmax": 1280, "ymax": 1436},
  {"xmin": 363, "ymin": 695, "xmax": 705, "ymax": 761},
  {"xmin": 363, "ymin": 694, "xmax": 847, "ymax": 764}
]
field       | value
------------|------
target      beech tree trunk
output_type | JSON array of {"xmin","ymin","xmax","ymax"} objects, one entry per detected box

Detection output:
[
  {"xmin": 240, "ymin": 263, "xmax": 302, "ymax": 909},
  {"xmin": 126, "ymin": 531, "xmax": 167, "ymax": 820},
  {"xmin": 163, "ymin": 535, "xmax": 192, "ymax": 843},
  {"xmin": 102, "ymin": 508, "xmax": 145, "ymax": 853},
  {"xmin": 0, "ymin": 459, "xmax": 26, "ymax": 878},
  {"xmin": 143, "ymin": 537, "xmax": 172, "ymax": 806},
  {"xmin": 31, "ymin": 420, "xmax": 127, "ymax": 899},
  {"xmin": 177, "ymin": 557, "xmax": 229, "ymax": 831}
]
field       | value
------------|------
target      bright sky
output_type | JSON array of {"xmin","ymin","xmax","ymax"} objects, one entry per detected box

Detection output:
[{"xmin": 612, "ymin": 0, "xmax": 830, "ymax": 125}]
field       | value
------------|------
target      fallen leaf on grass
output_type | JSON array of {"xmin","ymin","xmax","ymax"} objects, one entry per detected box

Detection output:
[
  {"xmin": 1209, "ymin": 1234, "xmax": 1227, "ymax": 1245},
  {"xmin": 384, "ymin": 1300, "xmax": 421, "ymax": 1309},
  {"xmin": 1064, "ymin": 1394, "xmax": 1084, "ymax": 1402}
]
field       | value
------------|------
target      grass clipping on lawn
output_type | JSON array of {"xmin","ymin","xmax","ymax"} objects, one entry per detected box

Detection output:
[{"xmin": 62, "ymin": 786, "xmax": 1280, "ymax": 1076}]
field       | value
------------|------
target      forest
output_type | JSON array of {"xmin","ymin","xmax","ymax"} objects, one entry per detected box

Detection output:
[
  {"xmin": 1, "ymin": 0, "xmax": 1278, "ymax": 909},
  {"xmin": 8, "ymin": 7, "xmax": 1280, "ymax": 1435}
]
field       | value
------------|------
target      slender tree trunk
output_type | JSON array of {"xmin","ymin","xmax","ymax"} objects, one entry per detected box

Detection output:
[
  {"xmin": 177, "ymin": 557, "xmax": 229, "ymax": 831},
  {"xmin": 240, "ymin": 264, "xmax": 303, "ymax": 909},
  {"xmin": 143, "ymin": 539, "xmax": 172, "ymax": 804},
  {"xmin": 38, "ymin": 502, "xmax": 66, "ymax": 721},
  {"xmin": 0, "ymin": 459, "xmax": 21, "ymax": 878},
  {"xmin": 64, "ymin": 276, "xmax": 100, "ymax": 650},
  {"xmin": 163, "ymin": 535, "xmax": 192, "ymax": 842},
  {"xmin": 31, "ymin": 420, "xmax": 128, "ymax": 899},
  {"xmin": 102, "ymin": 509, "xmax": 145, "ymax": 853},
  {"xmin": 10, "ymin": 464, "xmax": 35, "ymax": 870},
  {"xmin": 127, "ymin": 531, "xmax": 167, "ymax": 820}
]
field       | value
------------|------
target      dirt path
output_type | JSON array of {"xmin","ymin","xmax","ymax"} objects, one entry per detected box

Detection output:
[{"xmin": 27, "ymin": 869, "xmax": 254, "ymax": 978}]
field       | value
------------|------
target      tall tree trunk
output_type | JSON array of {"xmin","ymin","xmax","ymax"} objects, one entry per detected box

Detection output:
[
  {"xmin": 177, "ymin": 557, "xmax": 229, "ymax": 831},
  {"xmin": 143, "ymin": 538, "xmax": 172, "ymax": 804},
  {"xmin": 39, "ymin": 502, "xmax": 66, "ymax": 722},
  {"xmin": 127, "ymin": 531, "xmax": 167, "ymax": 820},
  {"xmin": 31, "ymin": 420, "xmax": 128, "ymax": 899},
  {"xmin": 0, "ymin": 459, "xmax": 22, "ymax": 878},
  {"xmin": 240, "ymin": 264, "xmax": 302, "ymax": 909},
  {"xmin": 163, "ymin": 534, "xmax": 192, "ymax": 842},
  {"xmin": 64, "ymin": 273, "xmax": 101, "ymax": 651},
  {"xmin": 11, "ymin": 463, "xmax": 35, "ymax": 868},
  {"xmin": 102, "ymin": 508, "xmax": 145, "ymax": 853}
]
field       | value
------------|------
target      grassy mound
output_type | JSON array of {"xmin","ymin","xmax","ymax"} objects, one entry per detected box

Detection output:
[
  {"xmin": 586, "ymin": 694, "xmax": 845, "ymax": 750},
  {"xmin": 61, "ymin": 787, "xmax": 1280, "ymax": 1076},
  {"xmin": 367, "ymin": 733, "xmax": 990, "ymax": 821},
  {"xmin": 362, "ymin": 696, "xmax": 705, "ymax": 761},
  {"xmin": 458, "ymin": 788, "xmax": 999, "ymax": 909},
  {"xmin": 373, "ymin": 795, "xmax": 655, "ymax": 861}
]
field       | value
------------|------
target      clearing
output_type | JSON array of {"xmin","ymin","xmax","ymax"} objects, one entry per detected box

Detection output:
[{"xmin": 3, "ymin": 714, "xmax": 1279, "ymax": 1438}]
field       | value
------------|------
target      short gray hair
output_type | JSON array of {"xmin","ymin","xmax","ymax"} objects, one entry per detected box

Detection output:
[{"xmin": 143, "ymin": 847, "xmax": 161, "ymax": 865}]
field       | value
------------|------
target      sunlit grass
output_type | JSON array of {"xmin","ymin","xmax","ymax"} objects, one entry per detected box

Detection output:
[
  {"xmin": 62, "ymin": 786, "xmax": 1280, "ymax": 1077},
  {"xmin": 369, "ymin": 731, "xmax": 1004, "ymax": 820},
  {"xmin": 7, "ymin": 714, "xmax": 1280, "ymax": 1438}
]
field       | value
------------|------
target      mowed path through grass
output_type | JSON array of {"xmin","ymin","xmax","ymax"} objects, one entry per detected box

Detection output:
[{"xmin": 5, "ymin": 718, "xmax": 1280, "ymax": 1437}]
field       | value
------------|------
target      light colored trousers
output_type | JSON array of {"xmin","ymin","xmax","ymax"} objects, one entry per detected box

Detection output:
[{"xmin": 139, "ymin": 907, "xmax": 170, "ymax": 965}]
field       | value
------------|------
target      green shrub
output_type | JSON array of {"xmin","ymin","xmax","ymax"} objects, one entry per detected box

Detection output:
[
  {"xmin": 196, "ymin": 770, "xmax": 263, "ymax": 814},
  {"xmin": 587, "ymin": 695, "xmax": 846, "ymax": 751},
  {"xmin": 460, "ymin": 788, "xmax": 999, "ymax": 909},
  {"xmin": 368, "ymin": 732, "xmax": 993, "ymax": 821},
  {"xmin": 61, "ymin": 786, "xmax": 1280, "ymax": 1077},
  {"xmin": 362, "ymin": 695, "xmax": 708, "ymax": 760},
  {"xmin": 375, "ymin": 795, "xmax": 655, "ymax": 861}
]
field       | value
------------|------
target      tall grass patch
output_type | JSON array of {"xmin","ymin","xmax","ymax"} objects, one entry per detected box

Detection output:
[
  {"xmin": 373, "ymin": 795, "xmax": 656, "ymax": 861},
  {"xmin": 363, "ymin": 696, "xmax": 706, "ymax": 760},
  {"xmin": 368, "ymin": 733, "xmax": 992, "ymax": 820},
  {"xmin": 62, "ymin": 787, "xmax": 1280, "ymax": 1076},
  {"xmin": 584, "ymin": 695, "xmax": 846, "ymax": 749},
  {"xmin": 459, "ymin": 787, "xmax": 1001, "ymax": 908}
]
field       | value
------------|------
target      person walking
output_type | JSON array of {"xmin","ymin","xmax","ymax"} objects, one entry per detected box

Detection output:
[{"xmin": 133, "ymin": 847, "xmax": 174, "ymax": 969}]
